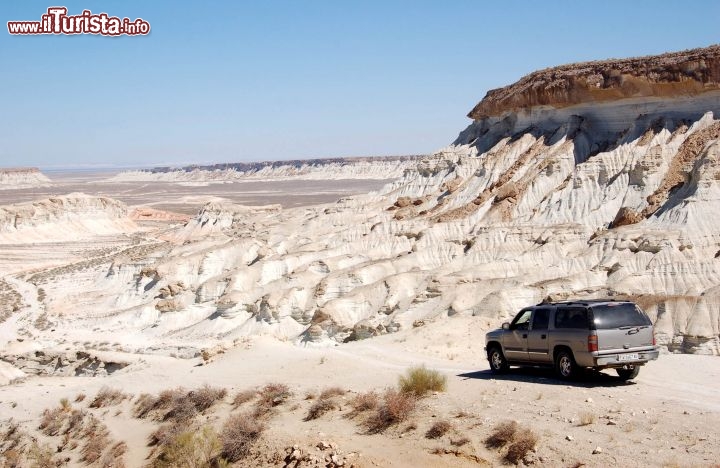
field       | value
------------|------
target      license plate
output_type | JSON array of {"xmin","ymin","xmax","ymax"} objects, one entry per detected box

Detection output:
[{"xmin": 618, "ymin": 353, "xmax": 639, "ymax": 361}]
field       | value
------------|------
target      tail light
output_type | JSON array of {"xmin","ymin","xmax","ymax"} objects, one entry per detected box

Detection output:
[
  {"xmin": 588, "ymin": 334, "xmax": 598, "ymax": 352},
  {"xmin": 652, "ymin": 331, "xmax": 656, "ymax": 346}
]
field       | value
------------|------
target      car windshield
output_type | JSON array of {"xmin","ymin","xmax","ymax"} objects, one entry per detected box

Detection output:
[{"xmin": 591, "ymin": 303, "xmax": 651, "ymax": 329}]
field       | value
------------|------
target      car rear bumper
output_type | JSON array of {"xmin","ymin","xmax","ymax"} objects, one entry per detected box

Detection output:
[{"xmin": 593, "ymin": 349, "xmax": 660, "ymax": 368}]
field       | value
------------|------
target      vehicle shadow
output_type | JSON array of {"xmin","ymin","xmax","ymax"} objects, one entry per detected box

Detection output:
[{"xmin": 457, "ymin": 367, "xmax": 637, "ymax": 388}]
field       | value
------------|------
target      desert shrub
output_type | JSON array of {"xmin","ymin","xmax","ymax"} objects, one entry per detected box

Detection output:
[
  {"xmin": 425, "ymin": 420, "xmax": 452, "ymax": 439},
  {"xmin": 318, "ymin": 387, "xmax": 345, "ymax": 400},
  {"xmin": 398, "ymin": 366, "xmax": 447, "ymax": 397},
  {"xmin": 74, "ymin": 393, "xmax": 86, "ymax": 403},
  {"xmin": 232, "ymin": 389, "xmax": 257, "ymax": 407},
  {"xmin": 134, "ymin": 393, "xmax": 158, "ymax": 419},
  {"xmin": 149, "ymin": 422, "xmax": 189, "ymax": 447},
  {"xmin": 257, "ymin": 383, "xmax": 291, "ymax": 408},
  {"xmin": 80, "ymin": 416, "xmax": 110, "ymax": 464},
  {"xmin": 578, "ymin": 411, "xmax": 596, "ymax": 426},
  {"xmin": 38, "ymin": 407, "xmax": 65, "ymax": 436},
  {"xmin": 2, "ymin": 448, "xmax": 23, "ymax": 467},
  {"xmin": 135, "ymin": 386, "xmax": 226, "ymax": 422},
  {"xmin": 253, "ymin": 383, "xmax": 292, "ymax": 417},
  {"xmin": 27, "ymin": 442, "xmax": 58, "ymax": 468},
  {"xmin": 221, "ymin": 413, "xmax": 264, "ymax": 462},
  {"xmin": 59, "ymin": 398, "xmax": 71, "ymax": 412},
  {"xmin": 188, "ymin": 385, "xmax": 227, "ymax": 412},
  {"xmin": 89, "ymin": 387, "xmax": 127, "ymax": 408},
  {"xmin": 504, "ymin": 428, "xmax": 538, "ymax": 464},
  {"xmin": 450, "ymin": 436, "xmax": 470, "ymax": 447},
  {"xmin": 1, "ymin": 420, "xmax": 27, "ymax": 457},
  {"xmin": 485, "ymin": 421, "xmax": 518, "ymax": 449},
  {"xmin": 348, "ymin": 391, "xmax": 379, "ymax": 416},
  {"xmin": 65, "ymin": 409, "xmax": 87, "ymax": 436},
  {"xmin": 364, "ymin": 388, "xmax": 416, "ymax": 433},
  {"xmin": 305, "ymin": 398, "xmax": 336, "ymax": 421},
  {"xmin": 163, "ymin": 396, "xmax": 198, "ymax": 423},
  {"xmin": 152, "ymin": 426, "xmax": 226, "ymax": 468}
]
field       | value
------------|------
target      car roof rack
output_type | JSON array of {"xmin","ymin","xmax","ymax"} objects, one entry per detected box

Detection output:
[{"xmin": 537, "ymin": 298, "xmax": 630, "ymax": 306}]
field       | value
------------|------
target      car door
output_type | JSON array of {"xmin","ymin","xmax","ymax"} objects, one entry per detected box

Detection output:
[
  {"xmin": 527, "ymin": 307, "xmax": 551, "ymax": 362},
  {"xmin": 503, "ymin": 309, "xmax": 532, "ymax": 362}
]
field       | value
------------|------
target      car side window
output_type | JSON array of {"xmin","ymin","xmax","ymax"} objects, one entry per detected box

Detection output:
[
  {"xmin": 531, "ymin": 308, "xmax": 550, "ymax": 330},
  {"xmin": 555, "ymin": 307, "xmax": 589, "ymax": 329},
  {"xmin": 510, "ymin": 310, "xmax": 532, "ymax": 330}
]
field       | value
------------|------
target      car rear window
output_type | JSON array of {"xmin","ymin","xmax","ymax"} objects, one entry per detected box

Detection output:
[{"xmin": 590, "ymin": 303, "xmax": 651, "ymax": 329}]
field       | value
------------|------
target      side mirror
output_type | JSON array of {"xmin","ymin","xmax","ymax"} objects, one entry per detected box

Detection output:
[{"xmin": 502, "ymin": 322, "xmax": 510, "ymax": 330}]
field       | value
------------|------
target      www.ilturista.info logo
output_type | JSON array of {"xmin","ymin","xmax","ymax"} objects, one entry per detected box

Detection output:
[{"xmin": 7, "ymin": 7, "xmax": 150, "ymax": 36}]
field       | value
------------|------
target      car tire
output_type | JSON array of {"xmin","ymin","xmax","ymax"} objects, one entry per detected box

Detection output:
[
  {"xmin": 488, "ymin": 346, "xmax": 509, "ymax": 374},
  {"xmin": 555, "ymin": 350, "xmax": 576, "ymax": 380},
  {"xmin": 616, "ymin": 366, "xmax": 640, "ymax": 381}
]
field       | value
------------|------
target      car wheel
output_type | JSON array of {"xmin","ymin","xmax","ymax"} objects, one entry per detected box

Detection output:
[
  {"xmin": 488, "ymin": 346, "xmax": 508, "ymax": 374},
  {"xmin": 616, "ymin": 366, "xmax": 640, "ymax": 381},
  {"xmin": 555, "ymin": 350, "xmax": 576, "ymax": 380}
]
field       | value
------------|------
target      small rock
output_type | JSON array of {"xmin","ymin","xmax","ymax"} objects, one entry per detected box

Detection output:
[
  {"xmin": 566, "ymin": 435, "xmax": 574, "ymax": 441},
  {"xmin": 592, "ymin": 447, "xmax": 602, "ymax": 455},
  {"xmin": 607, "ymin": 420, "xmax": 617, "ymax": 426},
  {"xmin": 586, "ymin": 398, "xmax": 593, "ymax": 403}
]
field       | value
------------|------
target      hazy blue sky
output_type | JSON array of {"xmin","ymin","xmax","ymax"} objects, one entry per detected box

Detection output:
[{"xmin": 1, "ymin": 1, "xmax": 719, "ymax": 168}]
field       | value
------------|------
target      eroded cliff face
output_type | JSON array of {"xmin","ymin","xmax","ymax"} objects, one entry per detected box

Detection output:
[
  {"xmin": 0, "ymin": 168, "xmax": 51, "ymax": 190},
  {"xmin": 0, "ymin": 194, "xmax": 136, "ymax": 243},
  {"xmin": 1, "ymin": 47, "xmax": 719, "ymax": 358},
  {"xmin": 469, "ymin": 45, "xmax": 720, "ymax": 120}
]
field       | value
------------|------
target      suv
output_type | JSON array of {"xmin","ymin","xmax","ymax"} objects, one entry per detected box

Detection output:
[{"xmin": 485, "ymin": 300, "xmax": 659, "ymax": 380}]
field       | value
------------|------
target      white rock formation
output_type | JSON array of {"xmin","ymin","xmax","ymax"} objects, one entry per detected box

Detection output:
[
  {"xmin": 2, "ymin": 47, "xmax": 719, "ymax": 358},
  {"xmin": 0, "ymin": 194, "xmax": 137, "ymax": 244},
  {"xmin": 0, "ymin": 168, "xmax": 51, "ymax": 190},
  {"xmin": 107, "ymin": 157, "xmax": 423, "ymax": 183}
]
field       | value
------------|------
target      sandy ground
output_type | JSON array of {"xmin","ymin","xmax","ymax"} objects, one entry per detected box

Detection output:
[
  {"xmin": 0, "ymin": 171, "xmax": 390, "ymax": 214},
  {"xmin": 1, "ymin": 320, "xmax": 718, "ymax": 467}
]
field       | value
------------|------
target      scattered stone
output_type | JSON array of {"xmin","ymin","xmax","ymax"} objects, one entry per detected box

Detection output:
[
  {"xmin": 566, "ymin": 435, "xmax": 574, "ymax": 441},
  {"xmin": 593, "ymin": 447, "xmax": 602, "ymax": 455}
]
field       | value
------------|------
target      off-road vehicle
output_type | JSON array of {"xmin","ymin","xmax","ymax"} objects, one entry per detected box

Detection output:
[{"xmin": 485, "ymin": 300, "xmax": 659, "ymax": 380}]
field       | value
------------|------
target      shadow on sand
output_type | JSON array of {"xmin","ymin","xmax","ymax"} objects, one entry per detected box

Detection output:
[{"xmin": 457, "ymin": 367, "xmax": 637, "ymax": 388}]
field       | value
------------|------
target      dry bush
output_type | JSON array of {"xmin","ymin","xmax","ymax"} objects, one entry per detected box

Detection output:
[
  {"xmin": 253, "ymin": 383, "xmax": 292, "ymax": 417},
  {"xmin": 232, "ymin": 389, "xmax": 257, "ymax": 407},
  {"xmin": 1, "ymin": 420, "xmax": 27, "ymax": 458},
  {"xmin": 27, "ymin": 442, "xmax": 58, "ymax": 468},
  {"xmin": 221, "ymin": 413, "xmax": 264, "ymax": 462},
  {"xmin": 485, "ymin": 421, "xmax": 518, "ymax": 449},
  {"xmin": 2, "ymin": 448, "xmax": 23, "ymax": 468},
  {"xmin": 257, "ymin": 383, "xmax": 291, "ymax": 408},
  {"xmin": 425, "ymin": 420, "xmax": 452, "ymax": 439},
  {"xmin": 74, "ymin": 393, "xmax": 86, "ymax": 403},
  {"xmin": 89, "ymin": 387, "xmax": 127, "ymax": 408},
  {"xmin": 305, "ymin": 398, "xmax": 336, "ymax": 421},
  {"xmin": 81, "ymin": 416, "xmax": 111, "ymax": 464},
  {"xmin": 318, "ymin": 387, "xmax": 345, "ymax": 399},
  {"xmin": 348, "ymin": 391, "xmax": 379, "ymax": 416},
  {"xmin": 188, "ymin": 385, "xmax": 227, "ymax": 412},
  {"xmin": 151, "ymin": 426, "xmax": 225, "ymax": 468},
  {"xmin": 504, "ymin": 428, "xmax": 538, "ymax": 464},
  {"xmin": 398, "ymin": 366, "xmax": 447, "ymax": 397},
  {"xmin": 135, "ymin": 386, "xmax": 226, "ymax": 422},
  {"xmin": 149, "ymin": 422, "xmax": 189, "ymax": 447},
  {"xmin": 578, "ymin": 411, "xmax": 596, "ymax": 426},
  {"xmin": 364, "ymin": 388, "xmax": 416, "ymax": 433},
  {"xmin": 38, "ymin": 407, "xmax": 65, "ymax": 436},
  {"xmin": 65, "ymin": 409, "xmax": 87, "ymax": 436},
  {"xmin": 450, "ymin": 436, "xmax": 470, "ymax": 447},
  {"xmin": 163, "ymin": 396, "xmax": 198, "ymax": 423}
]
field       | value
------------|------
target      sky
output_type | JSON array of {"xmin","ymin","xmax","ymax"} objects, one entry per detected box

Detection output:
[{"xmin": 1, "ymin": 1, "xmax": 719, "ymax": 169}]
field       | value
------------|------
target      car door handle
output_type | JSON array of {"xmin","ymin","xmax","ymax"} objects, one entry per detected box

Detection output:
[
  {"xmin": 522, "ymin": 334, "xmax": 527, "ymax": 338},
  {"xmin": 541, "ymin": 334, "xmax": 546, "ymax": 339}
]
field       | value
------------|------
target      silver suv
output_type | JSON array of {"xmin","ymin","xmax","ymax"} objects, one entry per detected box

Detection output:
[{"xmin": 485, "ymin": 300, "xmax": 659, "ymax": 380}]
